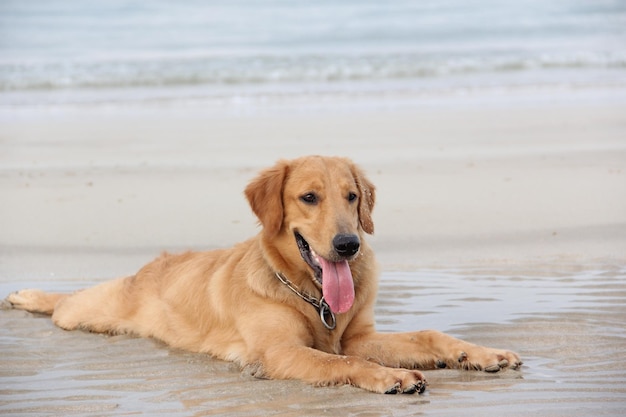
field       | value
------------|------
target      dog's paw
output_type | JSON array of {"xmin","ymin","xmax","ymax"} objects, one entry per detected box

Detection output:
[
  {"xmin": 384, "ymin": 376, "xmax": 427, "ymax": 395},
  {"xmin": 456, "ymin": 346, "xmax": 523, "ymax": 372},
  {"xmin": 6, "ymin": 289, "xmax": 51, "ymax": 314},
  {"xmin": 0, "ymin": 297, "xmax": 14, "ymax": 310},
  {"xmin": 7, "ymin": 289, "xmax": 37, "ymax": 309},
  {"xmin": 358, "ymin": 368, "xmax": 427, "ymax": 395}
]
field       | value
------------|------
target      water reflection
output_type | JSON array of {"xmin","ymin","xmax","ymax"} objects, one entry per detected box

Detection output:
[{"xmin": 1, "ymin": 263, "xmax": 625, "ymax": 416}]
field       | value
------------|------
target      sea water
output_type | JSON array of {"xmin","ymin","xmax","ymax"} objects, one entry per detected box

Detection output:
[{"xmin": 1, "ymin": 0, "xmax": 625, "ymax": 109}]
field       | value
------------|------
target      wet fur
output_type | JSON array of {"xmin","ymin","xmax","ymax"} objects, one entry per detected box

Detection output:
[{"xmin": 7, "ymin": 155, "xmax": 521, "ymax": 394}]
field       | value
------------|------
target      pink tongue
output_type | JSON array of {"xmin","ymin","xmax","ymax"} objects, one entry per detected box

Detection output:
[{"xmin": 318, "ymin": 257, "xmax": 355, "ymax": 314}]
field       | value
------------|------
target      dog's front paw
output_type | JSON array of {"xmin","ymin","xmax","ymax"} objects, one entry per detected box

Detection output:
[
  {"xmin": 356, "ymin": 367, "xmax": 427, "ymax": 395},
  {"xmin": 456, "ymin": 346, "xmax": 523, "ymax": 372}
]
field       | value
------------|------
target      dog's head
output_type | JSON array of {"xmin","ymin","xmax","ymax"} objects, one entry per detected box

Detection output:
[{"xmin": 245, "ymin": 156, "xmax": 376, "ymax": 314}]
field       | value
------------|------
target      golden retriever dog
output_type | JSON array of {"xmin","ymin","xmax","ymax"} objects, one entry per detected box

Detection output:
[{"xmin": 7, "ymin": 155, "xmax": 521, "ymax": 394}]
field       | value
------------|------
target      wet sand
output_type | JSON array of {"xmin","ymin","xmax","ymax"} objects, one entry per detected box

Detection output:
[
  {"xmin": 1, "ymin": 89, "xmax": 626, "ymax": 415},
  {"xmin": 2, "ymin": 262, "xmax": 625, "ymax": 416}
]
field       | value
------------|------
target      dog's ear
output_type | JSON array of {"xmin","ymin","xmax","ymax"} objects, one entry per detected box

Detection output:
[
  {"xmin": 245, "ymin": 160, "xmax": 288, "ymax": 237},
  {"xmin": 351, "ymin": 162, "xmax": 376, "ymax": 234}
]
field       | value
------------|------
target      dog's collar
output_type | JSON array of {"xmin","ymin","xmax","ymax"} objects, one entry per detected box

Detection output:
[{"xmin": 274, "ymin": 272, "xmax": 336, "ymax": 330}]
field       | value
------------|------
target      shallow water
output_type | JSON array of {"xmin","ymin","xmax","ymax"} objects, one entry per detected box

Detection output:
[
  {"xmin": 1, "ymin": 253, "xmax": 625, "ymax": 416},
  {"xmin": 2, "ymin": 0, "xmax": 625, "ymax": 108}
]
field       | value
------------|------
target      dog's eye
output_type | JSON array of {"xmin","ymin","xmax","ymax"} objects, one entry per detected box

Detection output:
[
  {"xmin": 300, "ymin": 193, "xmax": 318, "ymax": 205},
  {"xmin": 348, "ymin": 192, "xmax": 358, "ymax": 202}
]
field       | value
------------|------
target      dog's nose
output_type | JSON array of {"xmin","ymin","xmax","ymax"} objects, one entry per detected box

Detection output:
[{"xmin": 333, "ymin": 234, "xmax": 360, "ymax": 257}]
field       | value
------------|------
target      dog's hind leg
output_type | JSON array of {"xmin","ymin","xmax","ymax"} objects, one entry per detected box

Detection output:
[
  {"xmin": 48, "ymin": 277, "xmax": 137, "ymax": 333},
  {"xmin": 7, "ymin": 289, "xmax": 68, "ymax": 315},
  {"xmin": 8, "ymin": 277, "xmax": 138, "ymax": 335}
]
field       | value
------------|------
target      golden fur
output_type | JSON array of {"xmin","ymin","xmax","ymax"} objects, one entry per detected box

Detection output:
[{"xmin": 7, "ymin": 155, "xmax": 521, "ymax": 394}]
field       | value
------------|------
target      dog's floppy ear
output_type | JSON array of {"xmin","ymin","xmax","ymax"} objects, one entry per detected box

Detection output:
[
  {"xmin": 245, "ymin": 160, "xmax": 288, "ymax": 237},
  {"xmin": 351, "ymin": 162, "xmax": 376, "ymax": 234}
]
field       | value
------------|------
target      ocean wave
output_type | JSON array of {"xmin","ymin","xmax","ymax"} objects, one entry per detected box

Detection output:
[{"xmin": 2, "ymin": 52, "xmax": 625, "ymax": 92}]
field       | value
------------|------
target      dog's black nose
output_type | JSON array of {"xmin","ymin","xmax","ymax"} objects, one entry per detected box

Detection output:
[{"xmin": 333, "ymin": 234, "xmax": 360, "ymax": 257}]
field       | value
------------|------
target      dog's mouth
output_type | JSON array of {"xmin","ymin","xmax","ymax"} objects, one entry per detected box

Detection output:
[
  {"xmin": 294, "ymin": 232, "xmax": 355, "ymax": 314},
  {"xmin": 295, "ymin": 232, "xmax": 323, "ymax": 283}
]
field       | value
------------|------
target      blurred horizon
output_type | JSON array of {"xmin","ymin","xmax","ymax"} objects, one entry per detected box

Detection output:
[{"xmin": 1, "ymin": 0, "xmax": 625, "ymax": 108}]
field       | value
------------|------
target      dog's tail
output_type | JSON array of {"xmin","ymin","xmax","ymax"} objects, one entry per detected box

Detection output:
[{"xmin": 5, "ymin": 289, "xmax": 68, "ymax": 315}]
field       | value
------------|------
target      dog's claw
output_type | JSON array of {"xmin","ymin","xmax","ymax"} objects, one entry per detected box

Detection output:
[
  {"xmin": 384, "ymin": 380, "xmax": 426, "ymax": 395},
  {"xmin": 404, "ymin": 381, "xmax": 426, "ymax": 394},
  {"xmin": 384, "ymin": 383, "xmax": 401, "ymax": 395},
  {"xmin": 436, "ymin": 359, "xmax": 447, "ymax": 368},
  {"xmin": 403, "ymin": 385, "xmax": 418, "ymax": 394},
  {"xmin": 484, "ymin": 363, "xmax": 501, "ymax": 372}
]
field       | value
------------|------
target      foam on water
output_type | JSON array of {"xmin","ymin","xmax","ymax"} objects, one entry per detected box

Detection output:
[{"xmin": 1, "ymin": 0, "xmax": 625, "ymax": 107}]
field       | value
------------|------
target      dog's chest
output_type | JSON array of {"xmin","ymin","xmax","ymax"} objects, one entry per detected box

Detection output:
[{"xmin": 312, "ymin": 327, "xmax": 345, "ymax": 355}]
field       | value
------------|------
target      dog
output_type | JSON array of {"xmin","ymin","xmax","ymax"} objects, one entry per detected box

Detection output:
[{"xmin": 6, "ymin": 155, "xmax": 521, "ymax": 394}]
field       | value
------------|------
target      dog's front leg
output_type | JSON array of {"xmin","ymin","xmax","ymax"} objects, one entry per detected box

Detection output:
[
  {"xmin": 257, "ymin": 344, "xmax": 427, "ymax": 394},
  {"xmin": 343, "ymin": 330, "xmax": 522, "ymax": 372}
]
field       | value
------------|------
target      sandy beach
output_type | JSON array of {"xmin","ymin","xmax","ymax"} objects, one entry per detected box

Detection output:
[{"xmin": 1, "ymin": 88, "xmax": 626, "ymax": 416}]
